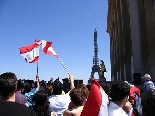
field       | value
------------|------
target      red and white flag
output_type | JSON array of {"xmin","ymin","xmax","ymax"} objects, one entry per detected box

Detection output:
[
  {"xmin": 20, "ymin": 40, "xmax": 58, "ymax": 63},
  {"xmin": 41, "ymin": 40, "xmax": 58, "ymax": 58},
  {"xmin": 19, "ymin": 41, "xmax": 41, "ymax": 63},
  {"xmin": 81, "ymin": 80, "xmax": 109, "ymax": 116}
]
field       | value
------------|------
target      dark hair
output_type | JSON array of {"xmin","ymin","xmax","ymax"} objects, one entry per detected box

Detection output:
[
  {"xmin": 77, "ymin": 84, "xmax": 89, "ymax": 99},
  {"xmin": 17, "ymin": 80, "xmax": 22, "ymax": 91},
  {"xmin": 33, "ymin": 90, "xmax": 50, "ymax": 116},
  {"xmin": 52, "ymin": 81, "xmax": 63, "ymax": 95},
  {"xmin": 0, "ymin": 72, "xmax": 17, "ymax": 100},
  {"xmin": 110, "ymin": 81, "xmax": 130, "ymax": 102},
  {"xmin": 69, "ymin": 88, "xmax": 86, "ymax": 106},
  {"xmin": 41, "ymin": 82, "xmax": 46, "ymax": 88},
  {"xmin": 143, "ymin": 92, "xmax": 155, "ymax": 116},
  {"xmin": 46, "ymin": 83, "xmax": 53, "ymax": 96},
  {"xmin": 100, "ymin": 83, "xmax": 111, "ymax": 96},
  {"xmin": 24, "ymin": 83, "xmax": 32, "ymax": 93}
]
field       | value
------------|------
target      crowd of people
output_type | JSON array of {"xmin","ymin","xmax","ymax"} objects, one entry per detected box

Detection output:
[{"xmin": 0, "ymin": 72, "xmax": 155, "ymax": 116}]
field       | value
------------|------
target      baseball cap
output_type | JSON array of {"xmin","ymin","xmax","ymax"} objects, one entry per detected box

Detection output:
[{"xmin": 142, "ymin": 74, "xmax": 151, "ymax": 80}]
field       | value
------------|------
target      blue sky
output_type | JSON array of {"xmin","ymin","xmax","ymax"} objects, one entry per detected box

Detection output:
[{"xmin": 0, "ymin": 0, "xmax": 110, "ymax": 84}]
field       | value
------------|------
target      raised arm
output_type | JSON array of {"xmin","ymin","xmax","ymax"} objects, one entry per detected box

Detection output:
[{"xmin": 69, "ymin": 74, "xmax": 74, "ymax": 91}]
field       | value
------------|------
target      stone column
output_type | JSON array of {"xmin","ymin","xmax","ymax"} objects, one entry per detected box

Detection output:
[
  {"xmin": 116, "ymin": 0, "xmax": 124, "ymax": 81},
  {"xmin": 128, "ymin": 0, "xmax": 149, "ymax": 81},
  {"xmin": 112, "ymin": 22, "xmax": 117, "ymax": 81},
  {"xmin": 120, "ymin": 0, "xmax": 132, "ymax": 81},
  {"xmin": 114, "ymin": 1, "xmax": 121, "ymax": 80},
  {"xmin": 144, "ymin": 0, "xmax": 155, "ymax": 81}
]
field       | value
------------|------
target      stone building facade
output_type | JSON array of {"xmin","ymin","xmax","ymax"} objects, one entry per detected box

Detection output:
[{"xmin": 107, "ymin": 0, "xmax": 155, "ymax": 82}]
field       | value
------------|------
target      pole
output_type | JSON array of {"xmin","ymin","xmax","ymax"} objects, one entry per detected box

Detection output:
[
  {"xmin": 35, "ymin": 39, "xmax": 39, "ymax": 75},
  {"xmin": 37, "ymin": 62, "xmax": 38, "ymax": 75},
  {"xmin": 57, "ymin": 58, "xmax": 70, "ymax": 75}
]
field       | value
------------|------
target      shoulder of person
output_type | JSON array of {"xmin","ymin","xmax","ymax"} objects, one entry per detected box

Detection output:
[{"xmin": 5, "ymin": 102, "xmax": 37, "ymax": 116}]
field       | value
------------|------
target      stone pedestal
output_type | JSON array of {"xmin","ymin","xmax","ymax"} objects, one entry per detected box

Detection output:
[{"xmin": 88, "ymin": 77, "xmax": 106, "ymax": 85}]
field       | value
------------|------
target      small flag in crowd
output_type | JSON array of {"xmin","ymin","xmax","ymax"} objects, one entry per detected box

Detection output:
[
  {"xmin": 19, "ymin": 40, "xmax": 58, "ymax": 63},
  {"xmin": 81, "ymin": 79, "xmax": 109, "ymax": 116}
]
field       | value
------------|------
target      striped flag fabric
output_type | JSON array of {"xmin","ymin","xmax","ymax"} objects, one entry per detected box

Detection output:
[
  {"xmin": 19, "ymin": 40, "xmax": 58, "ymax": 63},
  {"xmin": 41, "ymin": 40, "xmax": 58, "ymax": 58},
  {"xmin": 19, "ymin": 41, "xmax": 41, "ymax": 63},
  {"xmin": 81, "ymin": 79, "xmax": 109, "ymax": 116}
]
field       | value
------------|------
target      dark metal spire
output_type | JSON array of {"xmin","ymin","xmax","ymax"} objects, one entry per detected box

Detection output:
[{"xmin": 93, "ymin": 28, "xmax": 99, "ymax": 66}]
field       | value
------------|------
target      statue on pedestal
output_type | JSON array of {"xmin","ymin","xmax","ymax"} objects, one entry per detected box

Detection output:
[{"xmin": 99, "ymin": 60, "xmax": 107, "ymax": 78}]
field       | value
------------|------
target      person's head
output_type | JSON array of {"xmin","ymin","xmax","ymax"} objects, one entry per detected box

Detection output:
[
  {"xmin": 142, "ymin": 74, "xmax": 151, "ymax": 81},
  {"xmin": 110, "ymin": 81, "xmax": 130, "ymax": 104},
  {"xmin": 77, "ymin": 84, "xmax": 89, "ymax": 99},
  {"xmin": 33, "ymin": 90, "xmax": 50, "ymax": 116},
  {"xmin": 69, "ymin": 88, "xmax": 86, "ymax": 106},
  {"xmin": 46, "ymin": 83, "xmax": 53, "ymax": 96},
  {"xmin": 24, "ymin": 83, "xmax": 32, "ymax": 93},
  {"xmin": 100, "ymin": 83, "xmax": 111, "ymax": 96},
  {"xmin": 0, "ymin": 72, "xmax": 17, "ymax": 100},
  {"xmin": 143, "ymin": 92, "xmax": 155, "ymax": 116},
  {"xmin": 52, "ymin": 80, "xmax": 63, "ymax": 95}
]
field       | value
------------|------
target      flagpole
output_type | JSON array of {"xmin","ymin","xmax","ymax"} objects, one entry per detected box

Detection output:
[
  {"xmin": 35, "ymin": 39, "xmax": 39, "ymax": 75},
  {"xmin": 37, "ymin": 62, "xmax": 38, "ymax": 75},
  {"xmin": 57, "ymin": 58, "xmax": 70, "ymax": 75}
]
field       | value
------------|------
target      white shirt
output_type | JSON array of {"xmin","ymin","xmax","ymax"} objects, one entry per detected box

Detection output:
[
  {"xmin": 48, "ymin": 93, "xmax": 71, "ymax": 116},
  {"xmin": 108, "ymin": 101, "xmax": 128, "ymax": 116}
]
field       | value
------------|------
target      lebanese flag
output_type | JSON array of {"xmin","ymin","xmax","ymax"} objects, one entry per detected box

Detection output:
[
  {"xmin": 19, "ymin": 41, "xmax": 41, "ymax": 63},
  {"xmin": 81, "ymin": 80, "xmax": 109, "ymax": 116},
  {"xmin": 41, "ymin": 40, "xmax": 58, "ymax": 58}
]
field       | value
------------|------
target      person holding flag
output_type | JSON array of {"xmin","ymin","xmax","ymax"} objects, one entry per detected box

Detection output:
[{"xmin": 48, "ymin": 74, "xmax": 74, "ymax": 116}]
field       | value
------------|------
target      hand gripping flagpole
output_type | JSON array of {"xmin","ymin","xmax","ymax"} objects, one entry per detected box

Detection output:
[{"xmin": 57, "ymin": 58, "xmax": 70, "ymax": 75}]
